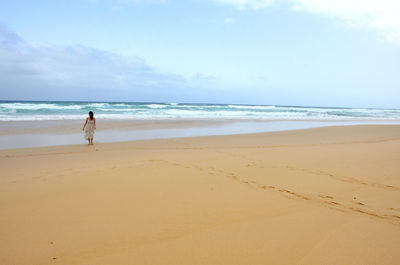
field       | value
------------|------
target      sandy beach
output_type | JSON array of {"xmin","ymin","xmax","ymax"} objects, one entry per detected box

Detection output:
[
  {"xmin": 1, "ymin": 125, "xmax": 400, "ymax": 265},
  {"xmin": 2, "ymin": 119, "xmax": 399, "ymax": 150}
]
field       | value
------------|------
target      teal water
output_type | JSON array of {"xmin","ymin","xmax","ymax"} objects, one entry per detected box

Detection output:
[{"xmin": 0, "ymin": 101, "xmax": 399, "ymax": 121}]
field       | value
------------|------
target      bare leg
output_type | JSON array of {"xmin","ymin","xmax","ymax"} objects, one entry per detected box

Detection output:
[{"xmin": 88, "ymin": 139, "xmax": 90, "ymax": 145}]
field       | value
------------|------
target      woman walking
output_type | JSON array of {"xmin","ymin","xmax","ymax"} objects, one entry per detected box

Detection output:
[{"xmin": 82, "ymin": 111, "xmax": 96, "ymax": 145}]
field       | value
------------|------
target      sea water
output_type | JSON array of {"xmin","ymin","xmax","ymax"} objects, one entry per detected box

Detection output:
[{"xmin": 1, "ymin": 101, "xmax": 400, "ymax": 121}]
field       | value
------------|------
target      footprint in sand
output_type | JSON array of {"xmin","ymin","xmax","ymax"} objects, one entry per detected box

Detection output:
[
  {"xmin": 228, "ymin": 174, "xmax": 238, "ymax": 180},
  {"xmin": 260, "ymin": 185, "xmax": 275, "ymax": 189},
  {"xmin": 319, "ymin": 195, "xmax": 334, "ymax": 199}
]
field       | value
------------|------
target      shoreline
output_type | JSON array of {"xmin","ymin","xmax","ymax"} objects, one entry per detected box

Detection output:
[
  {"xmin": 1, "ymin": 125, "xmax": 400, "ymax": 265},
  {"xmin": 1, "ymin": 119, "xmax": 400, "ymax": 150}
]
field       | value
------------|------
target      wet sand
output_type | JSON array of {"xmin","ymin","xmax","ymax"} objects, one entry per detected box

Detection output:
[{"xmin": 1, "ymin": 119, "xmax": 399, "ymax": 149}]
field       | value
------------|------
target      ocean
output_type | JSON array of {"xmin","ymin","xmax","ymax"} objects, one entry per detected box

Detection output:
[{"xmin": 0, "ymin": 101, "xmax": 399, "ymax": 121}]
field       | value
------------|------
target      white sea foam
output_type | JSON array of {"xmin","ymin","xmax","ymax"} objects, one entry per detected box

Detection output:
[
  {"xmin": 0, "ymin": 101, "xmax": 400, "ymax": 121},
  {"xmin": 0, "ymin": 103, "xmax": 84, "ymax": 110},
  {"xmin": 147, "ymin": 104, "xmax": 167, "ymax": 109},
  {"xmin": 86, "ymin": 103, "xmax": 111, "ymax": 108},
  {"xmin": 227, "ymin": 104, "xmax": 276, "ymax": 110}
]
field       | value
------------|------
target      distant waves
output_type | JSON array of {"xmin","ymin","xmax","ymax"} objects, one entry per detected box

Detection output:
[{"xmin": 0, "ymin": 101, "xmax": 399, "ymax": 121}]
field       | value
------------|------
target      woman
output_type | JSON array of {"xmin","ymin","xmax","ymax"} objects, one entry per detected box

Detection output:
[{"xmin": 82, "ymin": 111, "xmax": 96, "ymax": 145}]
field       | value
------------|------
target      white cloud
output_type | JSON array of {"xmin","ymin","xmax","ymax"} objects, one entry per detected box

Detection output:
[
  {"xmin": 117, "ymin": 0, "xmax": 168, "ymax": 4},
  {"xmin": 214, "ymin": 0, "xmax": 273, "ymax": 10},
  {"xmin": 290, "ymin": 0, "xmax": 400, "ymax": 44},
  {"xmin": 0, "ymin": 26, "xmax": 185, "ymax": 100},
  {"xmin": 224, "ymin": 17, "xmax": 234, "ymax": 23},
  {"xmin": 213, "ymin": 0, "xmax": 400, "ymax": 44}
]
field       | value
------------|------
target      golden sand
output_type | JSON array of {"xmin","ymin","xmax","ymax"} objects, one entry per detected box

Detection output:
[{"xmin": 1, "ymin": 125, "xmax": 400, "ymax": 265}]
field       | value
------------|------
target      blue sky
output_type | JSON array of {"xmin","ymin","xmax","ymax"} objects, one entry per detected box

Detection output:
[{"xmin": 0, "ymin": 0, "xmax": 399, "ymax": 107}]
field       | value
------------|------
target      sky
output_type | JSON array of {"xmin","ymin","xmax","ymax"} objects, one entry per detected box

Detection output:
[{"xmin": 0, "ymin": 0, "xmax": 399, "ymax": 108}]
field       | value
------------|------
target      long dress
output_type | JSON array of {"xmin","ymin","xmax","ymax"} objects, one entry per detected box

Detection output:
[{"xmin": 84, "ymin": 119, "xmax": 95, "ymax": 140}]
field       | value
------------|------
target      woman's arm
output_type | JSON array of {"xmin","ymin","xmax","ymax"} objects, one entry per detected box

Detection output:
[
  {"xmin": 94, "ymin": 118, "xmax": 96, "ymax": 130},
  {"xmin": 82, "ymin": 118, "xmax": 88, "ymax": 131}
]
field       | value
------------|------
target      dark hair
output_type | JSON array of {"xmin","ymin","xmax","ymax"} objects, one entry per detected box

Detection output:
[{"xmin": 89, "ymin": 111, "xmax": 94, "ymax": 120}]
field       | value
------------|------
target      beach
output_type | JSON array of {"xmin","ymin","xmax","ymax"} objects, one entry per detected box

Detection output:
[
  {"xmin": 1, "ymin": 124, "xmax": 400, "ymax": 265},
  {"xmin": 2, "ymin": 0, "xmax": 400, "ymax": 262},
  {"xmin": 2, "ymin": 119, "xmax": 400, "ymax": 149}
]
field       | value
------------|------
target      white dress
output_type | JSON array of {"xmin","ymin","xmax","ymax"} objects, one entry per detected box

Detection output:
[{"xmin": 84, "ymin": 119, "xmax": 95, "ymax": 140}]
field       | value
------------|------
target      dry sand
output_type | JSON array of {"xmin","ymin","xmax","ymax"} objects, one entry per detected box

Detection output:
[{"xmin": 1, "ymin": 125, "xmax": 400, "ymax": 265}]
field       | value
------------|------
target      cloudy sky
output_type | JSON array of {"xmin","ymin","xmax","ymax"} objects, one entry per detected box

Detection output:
[{"xmin": 0, "ymin": 0, "xmax": 399, "ymax": 107}]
